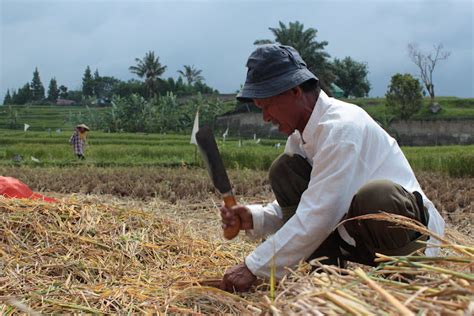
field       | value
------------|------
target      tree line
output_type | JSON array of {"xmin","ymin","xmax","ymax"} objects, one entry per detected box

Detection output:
[
  {"xmin": 2, "ymin": 21, "xmax": 450, "ymax": 122},
  {"xmin": 254, "ymin": 21, "xmax": 371, "ymax": 98},
  {"xmin": 3, "ymin": 60, "xmax": 217, "ymax": 106},
  {"xmin": 258, "ymin": 21, "xmax": 449, "ymax": 119}
]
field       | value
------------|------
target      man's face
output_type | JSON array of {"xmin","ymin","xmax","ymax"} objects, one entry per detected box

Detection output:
[{"xmin": 253, "ymin": 88, "xmax": 310, "ymax": 135}]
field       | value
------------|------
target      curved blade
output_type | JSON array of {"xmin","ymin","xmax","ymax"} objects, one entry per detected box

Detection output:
[{"xmin": 195, "ymin": 126, "xmax": 232, "ymax": 194}]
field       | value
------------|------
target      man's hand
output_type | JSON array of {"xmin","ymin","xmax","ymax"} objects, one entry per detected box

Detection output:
[
  {"xmin": 220, "ymin": 204, "xmax": 253, "ymax": 231},
  {"xmin": 220, "ymin": 262, "xmax": 257, "ymax": 292}
]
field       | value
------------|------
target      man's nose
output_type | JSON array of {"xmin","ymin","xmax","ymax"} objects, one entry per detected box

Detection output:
[
  {"xmin": 254, "ymin": 100, "xmax": 271, "ymax": 122},
  {"xmin": 262, "ymin": 107, "xmax": 271, "ymax": 122}
]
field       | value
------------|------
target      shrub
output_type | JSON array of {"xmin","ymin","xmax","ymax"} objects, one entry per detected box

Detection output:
[{"xmin": 385, "ymin": 73, "xmax": 423, "ymax": 119}]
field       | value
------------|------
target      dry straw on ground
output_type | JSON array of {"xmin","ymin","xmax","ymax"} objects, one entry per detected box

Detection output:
[{"xmin": 0, "ymin": 195, "xmax": 473, "ymax": 314}]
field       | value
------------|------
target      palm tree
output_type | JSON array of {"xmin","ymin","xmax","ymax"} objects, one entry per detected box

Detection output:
[
  {"xmin": 129, "ymin": 51, "xmax": 167, "ymax": 98},
  {"xmin": 177, "ymin": 65, "xmax": 204, "ymax": 85},
  {"xmin": 254, "ymin": 21, "xmax": 335, "ymax": 93}
]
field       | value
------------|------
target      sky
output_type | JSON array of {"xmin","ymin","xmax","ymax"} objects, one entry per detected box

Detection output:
[{"xmin": 1, "ymin": 0, "xmax": 473, "ymax": 101}]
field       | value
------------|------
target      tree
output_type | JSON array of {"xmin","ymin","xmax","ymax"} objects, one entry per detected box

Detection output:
[
  {"xmin": 47, "ymin": 78, "xmax": 59, "ymax": 102},
  {"xmin": 408, "ymin": 43, "xmax": 450, "ymax": 105},
  {"xmin": 110, "ymin": 94, "xmax": 158, "ymax": 132},
  {"xmin": 13, "ymin": 83, "xmax": 32, "ymax": 105},
  {"xmin": 175, "ymin": 76, "xmax": 186, "ymax": 91},
  {"xmin": 177, "ymin": 65, "xmax": 204, "ymax": 85},
  {"xmin": 3, "ymin": 89, "xmax": 12, "ymax": 105},
  {"xmin": 255, "ymin": 21, "xmax": 335, "ymax": 92},
  {"xmin": 14, "ymin": 83, "xmax": 31, "ymax": 104},
  {"xmin": 30, "ymin": 67, "xmax": 45, "ymax": 101},
  {"xmin": 94, "ymin": 76, "xmax": 120, "ymax": 99},
  {"xmin": 66, "ymin": 90, "xmax": 83, "ymax": 102},
  {"xmin": 129, "ymin": 51, "xmax": 167, "ymax": 98},
  {"xmin": 94, "ymin": 69, "xmax": 100, "ymax": 79},
  {"xmin": 112, "ymin": 79, "xmax": 147, "ymax": 98},
  {"xmin": 385, "ymin": 73, "xmax": 423, "ymax": 120},
  {"xmin": 59, "ymin": 85, "xmax": 69, "ymax": 99},
  {"xmin": 193, "ymin": 81, "xmax": 218, "ymax": 94},
  {"xmin": 93, "ymin": 69, "xmax": 100, "ymax": 97},
  {"xmin": 333, "ymin": 57, "xmax": 371, "ymax": 97},
  {"xmin": 82, "ymin": 66, "xmax": 94, "ymax": 97},
  {"xmin": 11, "ymin": 90, "xmax": 17, "ymax": 103}
]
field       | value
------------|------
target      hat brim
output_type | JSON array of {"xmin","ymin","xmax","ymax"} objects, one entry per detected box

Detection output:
[
  {"xmin": 236, "ymin": 68, "xmax": 317, "ymax": 103},
  {"xmin": 76, "ymin": 124, "xmax": 90, "ymax": 131}
]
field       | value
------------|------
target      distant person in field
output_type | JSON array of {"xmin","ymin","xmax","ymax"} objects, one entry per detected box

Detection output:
[
  {"xmin": 219, "ymin": 44, "xmax": 445, "ymax": 292},
  {"xmin": 69, "ymin": 124, "xmax": 90, "ymax": 160}
]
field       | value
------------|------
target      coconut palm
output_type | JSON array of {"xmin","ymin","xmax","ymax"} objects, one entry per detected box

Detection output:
[
  {"xmin": 254, "ymin": 21, "xmax": 335, "ymax": 92},
  {"xmin": 177, "ymin": 65, "xmax": 204, "ymax": 85},
  {"xmin": 129, "ymin": 51, "xmax": 167, "ymax": 98}
]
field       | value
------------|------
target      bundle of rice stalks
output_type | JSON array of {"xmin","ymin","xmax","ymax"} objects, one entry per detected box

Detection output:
[
  {"xmin": 265, "ymin": 213, "xmax": 473, "ymax": 315},
  {"xmin": 0, "ymin": 197, "xmax": 472, "ymax": 314},
  {"xmin": 0, "ymin": 196, "xmax": 259, "ymax": 314}
]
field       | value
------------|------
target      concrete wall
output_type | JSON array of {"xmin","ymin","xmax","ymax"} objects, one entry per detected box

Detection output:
[
  {"xmin": 216, "ymin": 113, "xmax": 474, "ymax": 145},
  {"xmin": 390, "ymin": 119, "xmax": 474, "ymax": 146}
]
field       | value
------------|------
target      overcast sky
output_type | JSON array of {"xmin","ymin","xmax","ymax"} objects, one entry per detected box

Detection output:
[{"xmin": 1, "ymin": 0, "xmax": 473, "ymax": 101}]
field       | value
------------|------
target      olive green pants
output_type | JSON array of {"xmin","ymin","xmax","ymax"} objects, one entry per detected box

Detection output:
[{"xmin": 269, "ymin": 153, "xmax": 429, "ymax": 267}]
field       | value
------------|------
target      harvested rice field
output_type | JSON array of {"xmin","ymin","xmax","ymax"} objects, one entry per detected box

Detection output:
[{"xmin": 0, "ymin": 168, "xmax": 473, "ymax": 314}]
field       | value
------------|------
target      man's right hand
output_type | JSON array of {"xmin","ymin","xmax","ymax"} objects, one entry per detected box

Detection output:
[{"xmin": 220, "ymin": 204, "xmax": 253, "ymax": 231}]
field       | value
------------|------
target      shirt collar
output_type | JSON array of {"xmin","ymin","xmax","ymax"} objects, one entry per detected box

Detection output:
[{"xmin": 301, "ymin": 90, "xmax": 331, "ymax": 144}]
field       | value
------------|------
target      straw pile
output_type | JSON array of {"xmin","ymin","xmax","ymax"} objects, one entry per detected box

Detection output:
[{"xmin": 1, "ymin": 195, "xmax": 473, "ymax": 314}]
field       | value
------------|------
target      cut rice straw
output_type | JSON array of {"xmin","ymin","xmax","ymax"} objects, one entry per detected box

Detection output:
[
  {"xmin": 339, "ymin": 212, "xmax": 473, "ymax": 256},
  {"xmin": 1, "ymin": 196, "xmax": 472, "ymax": 314},
  {"xmin": 353, "ymin": 267, "xmax": 414, "ymax": 316}
]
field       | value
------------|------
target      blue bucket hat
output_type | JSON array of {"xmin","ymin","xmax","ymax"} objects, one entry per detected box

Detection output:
[{"xmin": 236, "ymin": 44, "xmax": 318, "ymax": 102}]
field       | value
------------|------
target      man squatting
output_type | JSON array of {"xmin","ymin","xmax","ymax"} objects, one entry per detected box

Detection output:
[{"xmin": 219, "ymin": 44, "xmax": 445, "ymax": 292}]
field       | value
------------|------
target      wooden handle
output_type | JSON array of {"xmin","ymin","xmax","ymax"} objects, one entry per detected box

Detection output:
[{"xmin": 223, "ymin": 195, "xmax": 241, "ymax": 240}]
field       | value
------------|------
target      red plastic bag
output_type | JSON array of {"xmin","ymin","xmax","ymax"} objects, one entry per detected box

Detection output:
[{"xmin": 0, "ymin": 176, "xmax": 57, "ymax": 203}]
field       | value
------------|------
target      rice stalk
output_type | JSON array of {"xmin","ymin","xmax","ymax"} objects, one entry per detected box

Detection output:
[{"xmin": 1, "ymin": 195, "xmax": 472, "ymax": 314}]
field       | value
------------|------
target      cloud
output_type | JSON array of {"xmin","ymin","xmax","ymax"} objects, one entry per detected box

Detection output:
[{"xmin": 1, "ymin": 0, "xmax": 472, "ymax": 100}]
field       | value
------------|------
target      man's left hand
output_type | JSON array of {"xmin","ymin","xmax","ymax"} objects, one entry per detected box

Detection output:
[{"xmin": 220, "ymin": 262, "xmax": 257, "ymax": 292}]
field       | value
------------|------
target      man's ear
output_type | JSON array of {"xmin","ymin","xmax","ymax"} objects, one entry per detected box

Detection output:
[{"xmin": 291, "ymin": 86, "xmax": 303, "ymax": 97}]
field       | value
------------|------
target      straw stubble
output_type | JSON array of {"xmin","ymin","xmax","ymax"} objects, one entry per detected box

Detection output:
[{"xmin": 0, "ymin": 196, "xmax": 472, "ymax": 314}]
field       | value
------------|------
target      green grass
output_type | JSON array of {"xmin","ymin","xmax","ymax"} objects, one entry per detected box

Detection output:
[
  {"xmin": 0, "ymin": 104, "xmax": 107, "ymax": 131},
  {"xmin": 0, "ymin": 129, "xmax": 472, "ymax": 177},
  {"xmin": 345, "ymin": 97, "xmax": 474, "ymax": 122},
  {"xmin": 0, "ymin": 130, "xmax": 284, "ymax": 169},
  {"xmin": 402, "ymin": 146, "xmax": 474, "ymax": 177}
]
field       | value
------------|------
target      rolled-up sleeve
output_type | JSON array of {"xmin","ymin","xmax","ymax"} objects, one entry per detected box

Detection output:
[{"xmin": 245, "ymin": 201, "xmax": 284, "ymax": 239}]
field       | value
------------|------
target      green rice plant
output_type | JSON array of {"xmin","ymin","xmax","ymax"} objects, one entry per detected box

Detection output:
[
  {"xmin": 441, "ymin": 152, "xmax": 474, "ymax": 177},
  {"xmin": 0, "ymin": 129, "xmax": 472, "ymax": 176},
  {"xmin": 349, "ymin": 97, "xmax": 474, "ymax": 121},
  {"xmin": 402, "ymin": 145, "xmax": 474, "ymax": 177},
  {"xmin": 0, "ymin": 105, "xmax": 109, "ymax": 131}
]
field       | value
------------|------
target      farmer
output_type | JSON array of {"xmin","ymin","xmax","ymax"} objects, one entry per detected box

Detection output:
[
  {"xmin": 69, "ymin": 123, "xmax": 90, "ymax": 160},
  {"xmin": 219, "ymin": 44, "xmax": 445, "ymax": 292}
]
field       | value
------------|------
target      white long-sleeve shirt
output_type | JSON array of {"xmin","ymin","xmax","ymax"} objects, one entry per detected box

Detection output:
[{"xmin": 245, "ymin": 91, "xmax": 445, "ymax": 279}]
